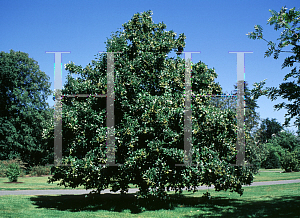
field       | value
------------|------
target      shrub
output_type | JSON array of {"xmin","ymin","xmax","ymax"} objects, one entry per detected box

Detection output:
[
  {"xmin": 263, "ymin": 150, "xmax": 281, "ymax": 169},
  {"xmin": 252, "ymin": 142, "xmax": 269, "ymax": 169},
  {"xmin": 29, "ymin": 165, "xmax": 52, "ymax": 176},
  {"xmin": 0, "ymin": 158, "xmax": 27, "ymax": 178},
  {"xmin": 281, "ymin": 151, "xmax": 299, "ymax": 172},
  {"xmin": 294, "ymin": 147, "xmax": 300, "ymax": 163},
  {"xmin": 261, "ymin": 143, "xmax": 284, "ymax": 169},
  {"xmin": 5, "ymin": 163, "xmax": 21, "ymax": 182},
  {"xmin": 0, "ymin": 161, "xmax": 7, "ymax": 177}
]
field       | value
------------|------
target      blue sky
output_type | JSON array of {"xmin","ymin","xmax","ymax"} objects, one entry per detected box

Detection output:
[{"xmin": 1, "ymin": 0, "xmax": 299, "ymax": 133}]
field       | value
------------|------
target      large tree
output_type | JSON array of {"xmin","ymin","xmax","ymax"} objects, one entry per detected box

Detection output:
[
  {"xmin": 49, "ymin": 10, "xmax": 257, "ymax": 199},
  {"xmin": 255, "ymin": 117, "xmax": 284, "ymax": 145},
  {"xmin": 0, "ymin": 50, "xmax": 53, "ymax": 167},
  {"xmin": 247, "ymin": 6, "xmax": 300, "ymax": 135},
  {"xmin": 272, "ymin": 129, "xmax": 300, "ymax": 152}
]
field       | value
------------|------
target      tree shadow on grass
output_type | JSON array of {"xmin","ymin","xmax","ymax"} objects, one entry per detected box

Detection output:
[
  {"xmin": 30, "ymin": 192, "xmax": 176, "ymax": 214},
  {"xmin": 183, "ymin": 195, "xmax": 300, "ymax": 217},
  {"xmin": 30, "ymin": 192, "xmax": 300, "ymax": 216}
]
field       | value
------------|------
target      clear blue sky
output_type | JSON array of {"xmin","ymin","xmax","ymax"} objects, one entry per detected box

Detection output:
[{"xmin": 1, "ymin": 0, "xmax": 299, "ymax": 133}]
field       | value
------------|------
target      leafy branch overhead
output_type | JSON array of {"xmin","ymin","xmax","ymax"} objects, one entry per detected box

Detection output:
[{"xmin": 247, "ymin": 6, "xmax": 300, "ymax": 131}]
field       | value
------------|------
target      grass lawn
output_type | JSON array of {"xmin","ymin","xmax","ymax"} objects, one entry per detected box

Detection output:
[
  {"xmin": 0, "ymin": 176, "xmax": 85, "ymax": 191},
  {"xmin": 258, "ymin": 168, "xmax": 285, "ymax": 172},
  {"xmin": 254, "ymin": 170, "xmax": 300, "ymax": 182},
  {"xmin": 0, "ymin": 169, "xmax": 299, "ymax": 217},
  {"xmin": 0, "ymin": 176, "xmax": 137, "ymax": 191},
  {"xmin": 0, "ymin": 183, "xmax": 299, "ymax": 217},
  {"xmin": 0, "ymin": 169, "xmax": 299, "ymax": 191}
]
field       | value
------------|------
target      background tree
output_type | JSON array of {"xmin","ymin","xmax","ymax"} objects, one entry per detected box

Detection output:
[
  {"xmin": 260, "ymin": 141, "xmax": 285, "ymax": 169},
  {"xmin": 49, "ymin": 10, "xmax": 257, "ymax": 199},
  {"xmin": 0, "ymin": 50, "xmax": 53, "ymax": 167},
  {"xmin": 242, "ymin": 80, "xmax": 269, "ymax": 169},
  {"xmin": 247, "ymin": 6, "xmax": 300, "ymax": 135},
  {"xmin": 255, "ymin": 118, "xmax": 284, "ymax": 145},
  {"xmin": 274, "ymin": 129, "xmax": 300, "ymax": 171},
  {"xmin": 210, "ymin": 80, "xmax": 268, "ymax": 137},
  {"xmin": 235, "ymin": 80, "xmax": 267, "ymax": 138},
  {"xmin": 209, "ymin": 80, "xmax": 268, "ymax": 168},
  {"xmin": 273, "ymin": 129, "xmax": 300, "ymax": 152},
  {"xmin": 257, "ymin": 128, "xmax": 300, "ymax": 169},
  {"xmin": 280, "ymin": 150, "xmax": 299, "ymax": 172}
]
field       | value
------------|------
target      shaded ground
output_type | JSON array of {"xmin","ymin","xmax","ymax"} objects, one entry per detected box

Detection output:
[{"xmin": 27, "ymin": 191, "xmax": 300, "ymax": 217}]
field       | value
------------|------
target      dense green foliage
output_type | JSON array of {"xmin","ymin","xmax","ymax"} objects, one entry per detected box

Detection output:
[
  {"xmin": 210, "ymin": 80, "xmax": 268, "ymax": 169},
  {"xmin": 280, "ymin": 150, "xmax": 299, "ymax": 172},
  {"xmin": 255, "ymin": 118, "xmax": 284, "ymax": 145},
  {"xmin": 210, "ymin": 80, "xmax": 267, "ymax": 137},
  {"xmin": 271, "ymin": 129, "xmax": 300, "ymax": 152},
  {"xmin": 5, "ymin": 162, "xmax": 21, "ymax": 182},
  {"xmin": 260, "ymin": 142, "xmax": 285, "ymax": 169},
  {"xmin": 1, "ymin": 157, "xmax": 27, "ymax": 181},
  {"xmin": 48, "ymin": 10, "xmax": 257, "ymax": 199},
  {"xmin": 233, "ymin": 81, "xmax": 267, "ymax": 169},
  {"xmin": 257, "ymin": 127, "xmax": 300, "ymax": 170},
  {"xmin": 0, "ymin": 50, "xmax": 54, "ymax": 167},
  {"xmin": 247, "ymin": 6, "xmax": 300, "ymax": 135}
]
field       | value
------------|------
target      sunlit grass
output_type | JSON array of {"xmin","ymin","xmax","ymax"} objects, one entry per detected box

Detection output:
[
  {"xmin": 1, "ymin": 169, "xmax": 299, "ymax": 217},
  {"xmin": 0, "ymin": 176, "xmax": 137, "ymax": 191},
  {"xmin": 0, "ymin": 183, "xmax": 299, "ymax": 217},
  {"xmin": 254, "ymin": 170, "xmax": 300, "ymax": 182},
  {"xmin": 1, "ymin": 168, "xmax": 299, "ymax": 191}
]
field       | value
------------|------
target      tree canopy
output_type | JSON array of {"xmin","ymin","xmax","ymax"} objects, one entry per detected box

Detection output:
[
  {"xmin": 0, "ymin": 50, "xmax": 54, "ymax": 167},
  {"xmin": 255, "ymin": 118, "xmax": 284, "ymax": 145},
  {"xmin": 49, "ymin": 10, "xmax": 257, "ymax": 199},
  {"xmin": 247, "ymin": 6, "xmax": 300, "ymax": 135}
]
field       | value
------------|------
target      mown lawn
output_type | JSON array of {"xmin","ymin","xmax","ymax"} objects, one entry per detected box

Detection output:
[
  {"xmin": 0, "ymin": 169, "xmax": 299, "ymax": 191},
  {"xmin": 0, "ymin": 176, "xmax": 85, "ymax": 191},
  {"xmin": 0, "ymin": 176, "xmax": 137, "ymax": 191},
  {"xmin": 255, "ymin": 169, "xmax": 300, "ymax": 182},
  {"xmin": 0, "ymin": 182, "xmax": 299, "ymax": 217}
]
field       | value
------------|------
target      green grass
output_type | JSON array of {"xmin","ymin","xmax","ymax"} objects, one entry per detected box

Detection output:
[
  {"xmin": 258, "ymin": 168, "xmax": 284, "ymax": 172},
  {"xmin": 0, "ymin": 183, "xmax": 299, "ymax": 217},
  {"xmin": 0, "ymin": 169, "xmax": 299, "ymax": 217},
  {"xmin": 0, "ymin": 176, "xmax": 138, "ymax": 191},
  {"xmin": 0, "ymin": 176, "xmax": 85, "ymax": 191},
  {"xmin": 254, "ymin": 170, "xmax": 300, "ymax": 182},
  {"xmin": 0, "ymin": 169, "xmax": 299, "ymax": 191}
]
